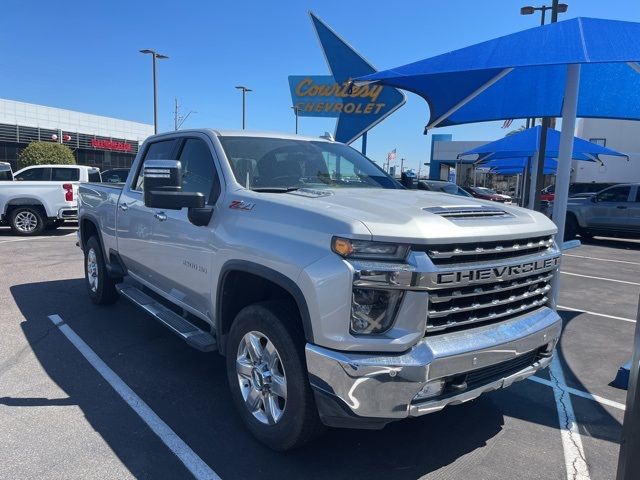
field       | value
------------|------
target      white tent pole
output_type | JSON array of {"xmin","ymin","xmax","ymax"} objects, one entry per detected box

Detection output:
[
  {"xmin": 528, "ymin": 152, "xmax": 539, "ymax": 209},
  {"xmin": 552, "ymin": 63, "xmax": 581, "ymax": 303}
]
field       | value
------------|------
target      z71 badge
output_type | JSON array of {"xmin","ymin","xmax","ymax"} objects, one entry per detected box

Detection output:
[{"xmin": 229, "ymin": 200, "xmax": 255, "ymax": 211}]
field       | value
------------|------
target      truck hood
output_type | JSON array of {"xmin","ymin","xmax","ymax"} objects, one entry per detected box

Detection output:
[{"xmin": 280, "ymin": 188, "xmax": 557, "ymax": 244}]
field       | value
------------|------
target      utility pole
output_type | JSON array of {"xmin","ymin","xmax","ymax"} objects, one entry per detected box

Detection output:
[
  {"xmin": 291, "ymin": 105, "xmax": 301, "ymax": 134},
  {"xmin": 173, "ymin": 97, "xmax": 196, "ymax": 131},
  {"xmin": 400, "ymin": 158, "xmax": 405, "ymax": 173}
]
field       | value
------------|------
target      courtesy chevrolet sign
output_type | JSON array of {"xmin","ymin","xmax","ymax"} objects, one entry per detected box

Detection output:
[{"xmin": 289, "ymin": 75, "xmax": 386, "ymax": 117}]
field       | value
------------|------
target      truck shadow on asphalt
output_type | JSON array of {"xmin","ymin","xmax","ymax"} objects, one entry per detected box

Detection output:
[{"xmin": 9, "ymin": 279, "xmax": 623, "ymax": 479}]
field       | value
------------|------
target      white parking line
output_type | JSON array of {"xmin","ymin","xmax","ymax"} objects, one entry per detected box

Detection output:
[
  {"xmin": 563, "ymin": 253, "xmax": 640, "ymax": 266},
  {"xmin": 561, "ymin": 271, "xmax": 640, "ymax": 286},
  {"xmin": 0, "ymin": 232, "xmax": 76, "ymax": 244},
  {"xmin": 557, "ymin": 305, "xmax": 636, "ymax": 323},
  {"xmin": 47, "ymin": 314, "xmax": 220, "ymax": 480},
  {"xmin": 548, "ymin": 356, "xmax": 590, "ymax": 480},
  {"xmin": 528, "ymin": 376, "xmax": 626, "ymax": 411}
]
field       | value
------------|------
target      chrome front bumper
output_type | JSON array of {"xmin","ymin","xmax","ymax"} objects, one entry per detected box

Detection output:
[{"xmin": 306, "ymin": 307, "xmax": 561, "ymax": 426}]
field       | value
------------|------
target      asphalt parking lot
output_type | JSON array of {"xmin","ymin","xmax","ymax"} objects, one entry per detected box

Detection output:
[{"xmin": 1, "ymin": 226, "xmax": 637, "ymax": 480}]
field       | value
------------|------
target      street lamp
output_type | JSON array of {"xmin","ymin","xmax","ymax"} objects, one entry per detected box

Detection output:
[
  {"xmin": 235, "ymin": 86, "xmax": 252, "ymax": 130},
  {"xmin": 520, "ymin": 2, "xmax": 568, "ymax": 25},
  {"xmin": 520, "ymin": 2, "xmax": 568, "ymax": 210},
  {"xmin": 291, "ymin": 105, "xmax": 302, "ymax": 134},
  {"xmin": 140, "ymin": 49, "xmax": 169, "ymax": 134}
]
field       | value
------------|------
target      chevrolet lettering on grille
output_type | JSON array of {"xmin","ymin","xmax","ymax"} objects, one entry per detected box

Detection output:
[{"xmin": 435, "ymin": 256, "xmax": 560, "ymax": 287}]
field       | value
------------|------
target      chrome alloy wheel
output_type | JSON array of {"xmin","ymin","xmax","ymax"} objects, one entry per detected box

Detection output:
[
  {"xmin": 236, "ymin": 331, "xmax": 287, "ymax": 425},
  {"xmin": 86, "ymin": 248, "xmax": 99, "ymax": 293},
  {"xmin": 14, "ymin": 211, "xmax": 38, "ymax": 233}
]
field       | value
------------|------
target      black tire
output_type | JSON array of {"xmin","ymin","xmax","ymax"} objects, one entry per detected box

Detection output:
[
  {"xmin": 9, "ymin": 206, "xmax": 45, "ymax": 236},
  {"xmin": 46, "ymin": 219, "xmax": 64, "ymax": 230},
  {"xmin": 84, "ymin": 236, "xmax": 119, "ymax": 305},
  {"xmin": 579, "ymin": 230, "xmax": 594, "ymax": 241},
  {"xmin": 226, "ymin": 301, "xmax": 324, "ymax": 451},
  {"xmin": 564, "ymin": 214, "xmax": 578, "ymax": 240}
]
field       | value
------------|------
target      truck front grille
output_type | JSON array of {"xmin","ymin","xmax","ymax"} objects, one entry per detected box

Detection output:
[
  {"xmin": 416, "ymin": 235, "xmax": 554, "ymax": 266},
  {"xmin": 421, "ymin": 235, "xmax": 557, "ymax": 333}
]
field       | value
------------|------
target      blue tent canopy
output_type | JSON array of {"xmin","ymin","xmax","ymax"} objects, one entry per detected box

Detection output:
[
  {"xmin": 355, "ymin": 18, "xmax": 640, "ymax": 129},
  {"xmin": 461, "ymin": 126, "xmax": 626, "ymax": 162}
]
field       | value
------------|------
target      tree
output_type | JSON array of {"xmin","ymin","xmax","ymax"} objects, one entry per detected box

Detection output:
[{"xmin": 18, "ymin": 141, "xmax": 76, "ymax": 170}]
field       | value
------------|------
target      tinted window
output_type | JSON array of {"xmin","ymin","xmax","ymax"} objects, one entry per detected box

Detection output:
[
  {"xmin": 178, "ymin": 139, "xmax": 220, "ymax": 203},
  {"xmin": 16, "ymin": 167, "xmax": 50, "ymax": 181},
  {"xmin": 52, "ymin": 168, "xmax": 80, "ymax": 181},
  {"xmin": 102, "ymin": 169, "xmax": 129, "ymax": 183},
  {"xmin": 596, "ymin": 186, "xmax": 631, "ymax": 203},
  {"xmin": 134, "ymin": 139, "xmax": 178, "ymax": 190},
  {"xmin": 635, "ymin": 188, "xmax": 640, "ymax": 203},
  {"xmin": 0, "ymin": 170, "xmax": 12, "ymax": 181},
  {"xmin": 88, "ymin": 170, "xmax": 101, "ymax": 182},
  {"xmin": 220, "ymin": 136, "xmax": 399, "ymax": 190}
]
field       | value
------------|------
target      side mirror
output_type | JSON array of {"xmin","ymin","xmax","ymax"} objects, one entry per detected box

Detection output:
[
  {"xmin": 590, "ymin": 195, "xmax": 598, "ymax": 203},
  {"xmin": 143, "ymin": 160, "xmax": 205, "ymax": 210}
]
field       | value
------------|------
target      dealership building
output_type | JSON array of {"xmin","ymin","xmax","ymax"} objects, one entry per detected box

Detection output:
[{"xmin": 0, "ymin": 98, "xmax": 154, "ymax": 171}]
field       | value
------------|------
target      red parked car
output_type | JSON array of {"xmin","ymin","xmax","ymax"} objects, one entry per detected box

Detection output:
[{"xmin": 462, "ymin": 186, "xmax": 508, "ymax": 202}]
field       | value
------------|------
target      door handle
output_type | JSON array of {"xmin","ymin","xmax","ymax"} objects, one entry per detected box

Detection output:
[
  {"xmin": 119, "ymin": 203, "xmax": 128, "ymax": 211},
  {"xmin": 616, "ymin": 205, "xmax": 627, "ymax": 209},
  {"xmin": 154, "ymin": 212, "xmax": 167, "ymax": 222}
]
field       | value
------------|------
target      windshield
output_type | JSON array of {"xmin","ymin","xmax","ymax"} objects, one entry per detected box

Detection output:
[{"xmin": 219, "ymin": 136, "xmax": 401, "ymax": 191}]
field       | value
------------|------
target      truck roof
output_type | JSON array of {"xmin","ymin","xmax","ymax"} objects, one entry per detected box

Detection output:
[{"xmin": 155, "ymin": 128, "xmax": 335, "ymax": 144}]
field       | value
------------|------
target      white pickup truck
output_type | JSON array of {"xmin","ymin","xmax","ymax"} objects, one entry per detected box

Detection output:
[
  {"xmin": 79, "ymin": 130, "xmax": 562, "ymax": 450},
  {"xmin": 1, "ymin": 164, "xmax": 100, "ymax": 235}
]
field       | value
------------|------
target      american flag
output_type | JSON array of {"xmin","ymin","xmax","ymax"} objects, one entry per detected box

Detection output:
[
  {"xmin": 502, "ymin": 119, "xmax": 514, "ymax": 129},
  {"xmin": 387, "ymin": 148, "xmax": 397, "ymax": 162}
]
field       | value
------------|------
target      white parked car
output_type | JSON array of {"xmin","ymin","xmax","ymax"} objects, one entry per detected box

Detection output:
[{"xmin": 1, "ymin": 164, "xmax": 101, "ymax": 235}]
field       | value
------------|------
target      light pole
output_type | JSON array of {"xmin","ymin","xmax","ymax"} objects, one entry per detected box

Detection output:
[
  {"xmin": 140, "ymin": 49, "xmax": 169, "ymax": 134},
  {"xmin": 235, "ymin": 86, "xmax": 252, "ymax": 130},
  {"xmin": 520, "ymin": 2, "xmax": 568, "ymax": 210},
  {"xmin": 291, "ymin": 105, "xmax": 302, "ymax": 134}
]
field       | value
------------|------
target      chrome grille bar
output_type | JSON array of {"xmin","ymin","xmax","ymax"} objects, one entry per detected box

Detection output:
[
  {"xmin": 429, "ymin": 284, "xmax": 552, "ymax": 318},
  {"xmin": 429, "ymin": 273, "xmax": 554, "ymax": 303},
  {"xmin": 426, "ymin": 297, "xmax": 549, "ymax": 333},
  {"xmin": 428, "ymin": 237, "xmax": 553, "ymax": 260}
]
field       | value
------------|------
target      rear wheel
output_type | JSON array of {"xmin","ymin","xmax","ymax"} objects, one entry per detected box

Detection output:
[
  {"xmin": 84, "ymin": 236, "xmax": 119, "ymax": 305},
  {"xmin": 10, "ymin": 206, "xmax": 45, "ymax": 236},
  {"xmin": 564, "ymin": 214, "xmax": 578, "ymax": 240},
  {"xmin": 226, "ymin": 301, "xmax": 323, "ymax": 451}
]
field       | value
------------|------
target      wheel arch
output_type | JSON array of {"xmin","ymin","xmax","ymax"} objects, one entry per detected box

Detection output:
[{"xmin": 216, "ymin": 260, "xmax": 314, "ymax": 355}]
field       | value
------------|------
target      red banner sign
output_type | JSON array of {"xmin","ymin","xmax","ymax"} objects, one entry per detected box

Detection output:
[{"xmin": 91, "ymin": 139, "xmax": 132, "ymax": 152}]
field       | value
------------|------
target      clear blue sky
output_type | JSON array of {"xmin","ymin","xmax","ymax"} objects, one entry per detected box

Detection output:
[{"xmin": 1, "ymin": 0, "xmax": 638, "ymax": 172}]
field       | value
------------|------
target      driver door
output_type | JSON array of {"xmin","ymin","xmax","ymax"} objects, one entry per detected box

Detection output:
[{"xmin": 585, "ymin": 185, "xmax": 632, "ymax": 228}]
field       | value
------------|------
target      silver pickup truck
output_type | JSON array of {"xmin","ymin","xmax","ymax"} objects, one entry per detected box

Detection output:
[{"xmin": 78, "ymin": 129, "xmax": 562, "ymax": 451}]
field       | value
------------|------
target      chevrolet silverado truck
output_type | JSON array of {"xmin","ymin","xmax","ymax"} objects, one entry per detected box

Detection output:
[{"xmin": 78, "ymin": 129, "xmax": 562, "ymax": 451}]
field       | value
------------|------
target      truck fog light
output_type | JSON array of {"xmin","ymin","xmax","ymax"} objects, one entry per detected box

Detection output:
[
  {"xmin": 414, "ymin": 379, "xmax": 445, "ymax": 401},
  {"xmin": 350, "ymin": 288, "xmax": 403, "ymax": 335}
]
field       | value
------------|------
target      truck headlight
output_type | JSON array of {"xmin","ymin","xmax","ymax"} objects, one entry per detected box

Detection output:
[
  {"xmin": 350, "ymin": 288, "xmax": 403, "ymax": 334},
  {"xmin": 332, "ymin": 237, "xmax": 409, "ymax": 261}
]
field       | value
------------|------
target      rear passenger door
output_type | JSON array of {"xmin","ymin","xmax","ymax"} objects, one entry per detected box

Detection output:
[
  {"xmin": 117, "ymin": 134, "xmax": 222, "ymax": 319},
  {"xmin": 585, "ymin": 185, "xmax": 632, "ymax": 229}
]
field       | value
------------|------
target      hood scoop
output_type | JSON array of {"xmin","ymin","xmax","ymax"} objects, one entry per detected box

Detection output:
[
  {"xmin": 423, "ymin": 205, "xmax": 512, "ymax": 219},
  {"xmin": 287, "ymin": 188, "xmax": 334, "ymax": 198}
]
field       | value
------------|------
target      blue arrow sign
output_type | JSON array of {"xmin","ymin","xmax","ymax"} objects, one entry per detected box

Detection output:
[{"xmin": 287, "ymin": 13, "xmax": 405, "ymax": 145}]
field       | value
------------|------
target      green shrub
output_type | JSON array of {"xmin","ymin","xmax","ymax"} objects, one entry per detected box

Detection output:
[{"xmin": 18, "ymin": 142, "xmax": 76, "ymax": 170}]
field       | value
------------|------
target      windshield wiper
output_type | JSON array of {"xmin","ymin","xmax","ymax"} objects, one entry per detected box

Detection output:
[{"xmin": 251, "ymin": 187, "xmax": 301, "ymax": 193}]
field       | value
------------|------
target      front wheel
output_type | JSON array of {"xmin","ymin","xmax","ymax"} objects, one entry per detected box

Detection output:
[
  {"xmin": 226, "ymin": 301, "xmax": 323, "ymax": 451},
  {"xmin": 84, "ymin": 236, "xmax": 119, "ymax": 305}
]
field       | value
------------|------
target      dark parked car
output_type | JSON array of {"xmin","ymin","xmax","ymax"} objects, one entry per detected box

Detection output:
[
  {"xmin": 101, "ymin": 168, "xmax": 130, "ymax": 184},
  {"xmin": 418, "ymin": 180, "xmax": 473, "ymax": 197}
]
